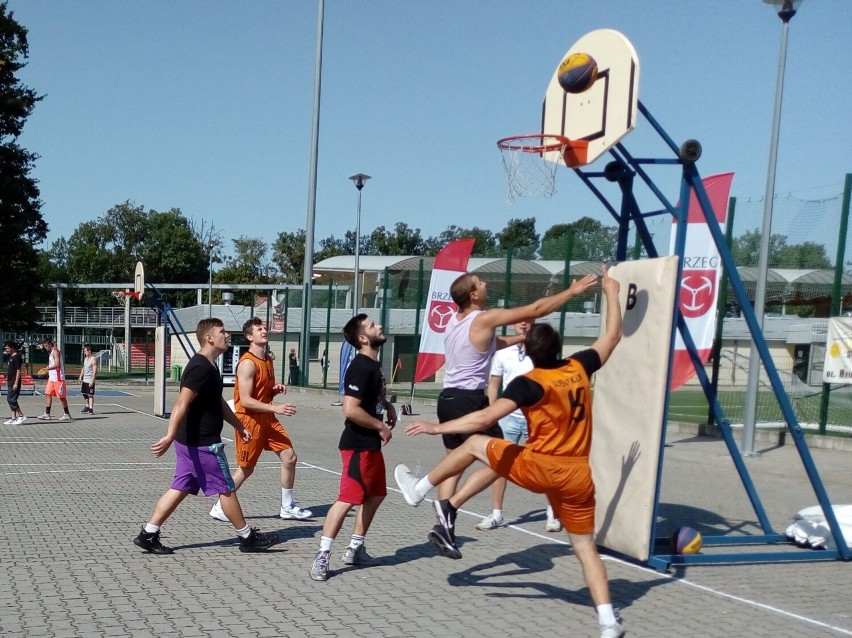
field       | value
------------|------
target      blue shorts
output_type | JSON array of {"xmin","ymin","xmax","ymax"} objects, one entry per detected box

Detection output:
[
  {"xmin": 170, "ymin": 442, "xmax": 236, "ymax": 497},
  {"xmin": 498, "ymin": 413, "xmax": 528, "ymax": 445}
]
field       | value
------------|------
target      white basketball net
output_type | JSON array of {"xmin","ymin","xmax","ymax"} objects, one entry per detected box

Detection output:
[
  {"xmin": 498, "ymin": 135, "xmax": 569, "ymax": 203},
  {"xmin": 111, "ymin": 290, "xmax": 126, "ymax": 303}
]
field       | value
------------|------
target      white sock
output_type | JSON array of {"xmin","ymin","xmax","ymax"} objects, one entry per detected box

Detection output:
[
  {"xmin": 349, "ymin": 534, "xmax": 365, "ymax": 549},
  {"xmin": 597, "ymin": 604, "xmax": 617, "ymax": 625},
  {"xmin": 415, "ymin": 476, "xmax": 434, "ymax": 499},
  {"xmin": 492, "ymin": 509, "xmax": 503, "ymax": 519},
  {"xmin": 144, "ymin": 523, "xmax": 160, "ymax": 534},
  {"xmin": 546, "ymin": 504, "xmax": 555, "ymax": 520},
  {"xmin": 281, "ymin": 488, "xmax": 294, "ymax": 506},
  {"xmin": 235, "ymin": 524, "xmax": 251, "ymax": 539},
  {"xmin": 319, "ymin": 536, "xmax": 334, "ymax": 552}
]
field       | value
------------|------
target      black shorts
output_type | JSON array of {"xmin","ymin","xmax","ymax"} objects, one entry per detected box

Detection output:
[
  {"xmin": 6, "ymin": 387, "xmax": 20, "ymax": 411},
  {"xmin": 437, "ymin": 388, "xmax": 503, "ymax": 450},
  {"xmin": 81, "ymin": 382, "xmax": 95, "ymax": 398}
]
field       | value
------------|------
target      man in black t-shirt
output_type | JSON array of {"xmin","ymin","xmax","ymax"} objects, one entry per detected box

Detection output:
[
  {"xmin": 4, "ymin": 341, "xmax": 25, "ymax": 425},
  {"xmin": 309, "ymin": 313, "xmax": 397, "ymax": 581},
  {"xmin": 133, "ymin": 318, "xmax": 279, "ymax": 555}
]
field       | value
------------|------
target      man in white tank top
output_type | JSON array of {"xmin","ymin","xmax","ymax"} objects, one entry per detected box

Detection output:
[
  {"xmin": 396, "ymin": 270, "xmax": 598, "ymax": 558},
  {"xmin": 39, "ymin": 337, "xmax": 72, "ymax": 420}
]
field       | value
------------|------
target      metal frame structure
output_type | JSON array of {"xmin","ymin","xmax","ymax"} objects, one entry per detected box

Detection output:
[{"xmin": 574, "ymin": 100, "xmax": 850, "ymax": 569}]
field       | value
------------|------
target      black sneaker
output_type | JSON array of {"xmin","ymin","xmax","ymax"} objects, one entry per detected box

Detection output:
[
  {"xmin": 427, "ymin": 524, "xmax": 462, "ymax": 560},
  {"xmin": 238, "ymin": 528, "xmax": 278, "ymax": 553},
  {"xmin": 133, "ymin": 528, "xmax": 174, "ymax": 555},
  {"xmin": 433, "ymin": 498, "xmax": 457, "ymax": 542}
]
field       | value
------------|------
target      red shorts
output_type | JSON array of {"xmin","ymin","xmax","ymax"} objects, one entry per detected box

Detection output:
[
  {"xmin": 234, "ymin": 414, "xmax": 293, "ymax": 468},
  {"xmin": 486, "ymin": 438, "xmax": 596, "ymax": 535},
  {"xmin": 45, "ymin": 380, "xmax": 67, "ymax": 399},
  {"xmin": 337, "ymin": 449, "xmax": 386, "ymax": 505}
]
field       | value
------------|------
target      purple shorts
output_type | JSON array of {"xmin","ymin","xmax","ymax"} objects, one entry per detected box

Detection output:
[{"xmin": 170, "ymin": 441, "xmax": 236, "ymax": 497}]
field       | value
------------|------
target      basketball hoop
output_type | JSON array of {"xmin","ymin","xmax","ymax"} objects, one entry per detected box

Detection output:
[
  {"xmin": 497, "ymin": 134, "xmax": 588, "ymax": 203},
  {"xmin": 112, "ymin": 289, "xmax": 142, "ymax": 303}
]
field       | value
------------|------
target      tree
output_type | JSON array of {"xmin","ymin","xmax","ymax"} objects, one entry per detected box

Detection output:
[
  {"xmin": 0, "ymin": 3, "xmax": 48, "ymax": 330},
  {"xmin": 496, "ymin": 217, "xmax": 539, "ymax": 259},
  {"xmin": 731, "ymin": 229, "xmax": 829, "ymax": 269},
  {"xmin": 62, "ymin": 202, "xmax": 211, "ymax": 306},
  {"xmin": 215, "ymin": 236, "xmax": 277, "ymax": 305},
  {"xmin": 424, "ymin": 225, "xmax": 499, "ymax": 256},
  {"xmin": 272, "ymin": 230, "xmax": 307, "ymax": 283},
  {"xmin": 362, "ymin": 222, "xmax": 426, "ymax": 256},
  {"xmin": 540, "ymin": 217, "xmax": 617, "ymax": 261}
]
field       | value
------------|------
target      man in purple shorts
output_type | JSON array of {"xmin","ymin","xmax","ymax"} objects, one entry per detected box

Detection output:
[{"xmin": 133, "ymin": 318, "xmax": 278, "ymax": 555}]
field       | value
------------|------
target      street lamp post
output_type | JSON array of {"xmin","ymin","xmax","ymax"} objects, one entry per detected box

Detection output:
[
  {"xmin": 349, "ymin": 173, "xmax": 371, "ymax": 315},
  {"xmin": 207, "ymin": 242, "xmax": 215, "ymax": 318},
  {"xmin": 742, "ymin": 0, "xmax": 802, "ymax": 455}
]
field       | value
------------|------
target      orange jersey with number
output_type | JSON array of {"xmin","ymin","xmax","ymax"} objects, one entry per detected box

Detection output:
[
  {"xmin": 234, "ymin": 351, "xmax": 276, "ymax": 418},
  {"xmin": 520, "ymin": 362, "xmax": 593, "ymax": 458}
]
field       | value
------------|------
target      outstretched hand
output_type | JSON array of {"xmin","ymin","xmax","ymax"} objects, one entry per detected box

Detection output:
[
  {"xmin": 405, "ymin": 421, "xmax": 438, "ymax": 436},
  {"xmin": 601, "ymin": 264, "xmax": 620, "ymax": 297},
  {"xmin": 568, "ymin": 273, "xmax": 599, "ymax": 296}
]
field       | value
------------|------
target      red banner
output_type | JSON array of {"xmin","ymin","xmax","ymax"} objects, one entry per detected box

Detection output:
[{"xmin": 414, "ymin": 239, "xmax": 475, "ymax": 383}]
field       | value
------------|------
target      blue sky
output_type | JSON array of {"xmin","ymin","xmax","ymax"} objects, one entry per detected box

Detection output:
[{"xmin": 10, "ymin": 0, "xmax": 852, "ymax": 258}]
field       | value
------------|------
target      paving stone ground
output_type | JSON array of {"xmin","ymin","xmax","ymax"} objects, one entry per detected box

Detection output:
[{"xmin": 1, "ymin": 385, "xmax": 850, "ymax": 637}]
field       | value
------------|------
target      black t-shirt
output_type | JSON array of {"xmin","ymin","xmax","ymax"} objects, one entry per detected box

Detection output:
[
  {"xmin": 6, "ymin": 352, "xmax": 21, "ymax": 388},
  {"xmin": 339, "ymin": 353, "xmax": 385, "ymax": 451},
  {"xmin": 176, "ymin": 353, "xmax": 225, "ymax": 446},
  {"xmin": 501, "ymin": 349, "xmax": 601, "ymax": 407}
]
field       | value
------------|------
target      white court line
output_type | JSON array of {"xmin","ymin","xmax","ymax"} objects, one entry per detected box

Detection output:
[{"xmin": 5, "ymin": 451, "xmax": 848, "ymax": 634}]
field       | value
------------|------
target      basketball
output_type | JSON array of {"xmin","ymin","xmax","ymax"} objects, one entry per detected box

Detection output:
[
  {"xmin": 671, "ymin": 526, "xmax": 703, "ymax": 554},
  {"xmin": 557, "ymin": 52, "xmax": 598, "ymax": 94}
]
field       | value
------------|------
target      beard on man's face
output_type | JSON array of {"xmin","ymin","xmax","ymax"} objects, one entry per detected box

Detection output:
[{"xmin": 369, "ymin": 334, "xmax": 387, "ymax": 348}]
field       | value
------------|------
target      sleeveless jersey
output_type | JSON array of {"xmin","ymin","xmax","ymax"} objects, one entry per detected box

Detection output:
[
  {"xmin": 48, "ymin": 347, "xmax": 65, "ymax": 382},
  {"xmin": 234, "ymin": 350, "xmax": 276, "ymax": 418},
  {"xmin": 442, "ymin": 310, "xmax": 496, "ymax": 390},
  {"xmin": 521, "ymin": 361, "xmax": 593, "ymax": 457}
]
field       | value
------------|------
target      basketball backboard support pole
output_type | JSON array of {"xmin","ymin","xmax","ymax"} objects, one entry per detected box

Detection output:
[
  {"xmin": 570, "ymin": 100, "xmax": 850, "ymax": 568},
  {"xmin": 140, "ymin": 271, "xmax": 197, "ymax": 418}
]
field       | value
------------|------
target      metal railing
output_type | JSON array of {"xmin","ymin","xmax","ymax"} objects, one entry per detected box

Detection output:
[{"xmin": 38, "ymin": 307, "xmax": 158, "ymax": 328}]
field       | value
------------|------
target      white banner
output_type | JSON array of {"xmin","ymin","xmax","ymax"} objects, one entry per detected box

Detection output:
[
  {"xmin": 668, "ymin": 172, "xmax": 734, "ymax": 389},
  {"xmin": 823, "ymin": 318, "xmax": 852, "ymax": 384}
]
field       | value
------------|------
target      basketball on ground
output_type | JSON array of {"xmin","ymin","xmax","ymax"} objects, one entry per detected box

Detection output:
[
  {"xmin": 671, "ymin": 526, "xmax": 703, "ymax": 554},
  {"xmin": 557, "ymin": 52, "xmax": 598, "ymax": 94}
]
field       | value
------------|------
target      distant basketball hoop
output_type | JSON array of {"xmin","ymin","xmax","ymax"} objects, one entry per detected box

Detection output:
[{"xmin": 112, "ymin": 289, "xmax": 142, "ymax": 303}]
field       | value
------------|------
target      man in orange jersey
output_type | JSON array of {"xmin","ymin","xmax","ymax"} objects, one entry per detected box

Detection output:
[
  {"xmin": 209, "ymin": 317, "xmax": 313, "ymax": 522},
  {"xmin": 395, "ymin": 266, "xmax": 626, "ymax": 638}
]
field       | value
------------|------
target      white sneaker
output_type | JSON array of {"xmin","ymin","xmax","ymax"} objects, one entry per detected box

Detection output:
[
  {"xmin": 545, "ymin": 518, "xmax": 563, "ymax": 533},
  {"xmin": 37, "ymin": 413, "xmax": 51, "ymax": 420},
  {"xmin": 475, "ymin": 513, "xmax": 505, "ymax": 530},
  {"xmin": 13, "ymin": 416, "xmax": 27, "ymax": 425},
  {"xmin": 3, "ymin": 418, "xmax": 15, "ymax": 425},
  {"xmin": 59, "ymin": 414, "xmax": 72, "ymax": 421},
  {"xmin": 600, "ymin": 618, "xmax": 624, "ymax": 638},
  {"xmin": 280, "ymin": 502, "xmax": 312, "ymax": 519},
  {"xmin": 209, "ymin": 501, "xmax": 229, "ymax": 522},
  {"xmin": 394, "ymin": 464, "xmax": 423, "ymax": 506}
]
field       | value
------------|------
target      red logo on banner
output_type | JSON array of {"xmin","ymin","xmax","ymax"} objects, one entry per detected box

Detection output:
[
  {"xmin": 428, "ymin": 301, "xmax": 456, "ymax": 333},
  {"xmin": 679, "ymin": 270, "xmax": 716, "ymax": 318}
]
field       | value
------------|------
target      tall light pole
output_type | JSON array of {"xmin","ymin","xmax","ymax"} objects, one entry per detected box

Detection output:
[
  {"xmin": 299, "ymin": 0, "xmax": 325, "ymax": 388},
  {"xmin": 742, "ymin": 0, "xmax": 802, "ymax": 455},
  {"xmin": 207, "ymin": 241, "xmax": 214, "ymax": 318},
  {"xmin": 349, "ymin": 173, "xmax": 371, "ymax": 315}
]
